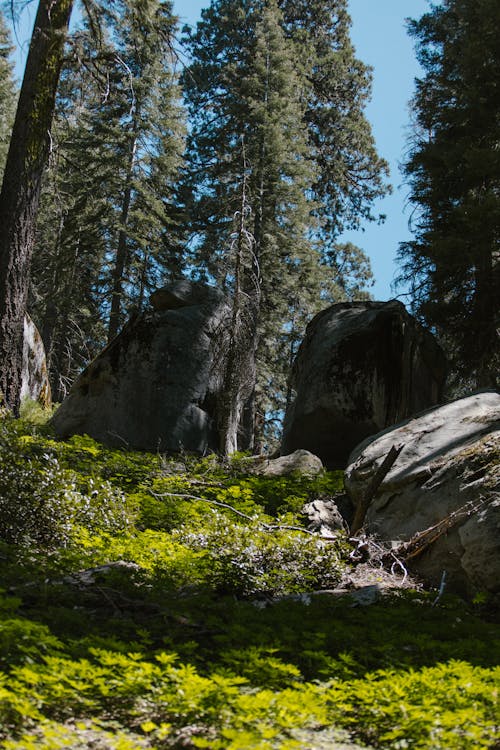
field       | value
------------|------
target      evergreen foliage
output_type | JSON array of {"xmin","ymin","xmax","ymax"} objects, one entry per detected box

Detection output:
[
  {"xmin": 182, "ymin": 0, "xmax": 315, "ymax": 447},
  {"xmin": 0, "ymin": 0, "xmax": 74, "ymax": 415},
  {"xmin": 30, "ymin": 0, "xmax": 185, "ymax": 399},
  {"xmin": 181, "ymin": 0, "xmax": 386, "ymax": 446},
  {"xmin": 280, "ymin": 0, "xmax": 390, "ymax": 241},
  {"xmin": 0, "ymin": 412, "xmax": 498, "ymax": 749},
  {"xmin": 398, "ymin": 0, "xmax": 500, "ymax": 390}
]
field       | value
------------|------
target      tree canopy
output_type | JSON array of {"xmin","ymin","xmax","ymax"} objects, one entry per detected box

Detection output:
[
  {"xmin": 29, "ymin": 0, "xmax": 185, "ymax": 399},
  {"xmin": 0, "ymin": 9, "xmax": 16, "ymax": 179},
  {"xmin": 1, "ymin": 0, "xmax": 390, "ymax": 449},
  {"xmin": 182, "ymin": 0, "xmax": 387, "ymax": 444},
  {"xmin": 398, "ymin": 0, "xmax": 500, "ymax": 390}
]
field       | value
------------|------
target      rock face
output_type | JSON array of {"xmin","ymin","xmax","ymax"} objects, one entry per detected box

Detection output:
[
  {"xmin": 20, "ymin": 313, "xmax": 52, "ymax": 408},
  {"xmin": 51, "ymin": 280, "xmax": 235, "ymax": 453},
  {"xmin": 243, "ymin": 449, "xmax": 324, "ymax": 477},
  {"xmin": 281, "ymin": 300, "xmax": 447, "ymax": 468},
  {"xmin": 302, "ymin": 497, "xmax": 347, "ymax": 534},
  {"xmin": 344, "ymin": 391, "xmax": 500, "ymax": 596}
]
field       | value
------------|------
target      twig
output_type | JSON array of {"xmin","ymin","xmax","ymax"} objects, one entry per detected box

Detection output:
[
  {"xmin": 149, "ymin": 490, "xmax": 338, "ymax": 540},
  {"xmin": 350, "ymin": 535, "xmax": 409, "ymax": 583},
  {"xmin": 150, "ymin": 490, "xmax": 257, "ymax": 522},
  {"xmin": 393, "ymin": 495, "xmax": 492, "ymax": 562},
  {"xmin": 390, "ymin": 557, "xmax": 408, "ymax": 584}
]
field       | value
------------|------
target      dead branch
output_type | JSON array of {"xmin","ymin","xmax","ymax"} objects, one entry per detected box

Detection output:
[
  {"xmin": 350, "ymin": 443, "xmax": 405, "ymax": 534},
  {"xmin": 350, "ymin": 534, "xmax": 409, "ymax": 584},
  {"xmin": 432, "ymin": 571, "xmax": 447, "ymax": 606},
  {"xmin": 392, "ymin": 494, "xmax": 493, "ymax": 563}
]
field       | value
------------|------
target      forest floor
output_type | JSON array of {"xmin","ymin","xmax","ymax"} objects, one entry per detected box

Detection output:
[{"xmin": 0, "ymin": 406, "xmax": 498, "ymax": 749}]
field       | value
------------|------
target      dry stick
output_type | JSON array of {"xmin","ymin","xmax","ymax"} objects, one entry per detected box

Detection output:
[
  {"xmin": 150, "ymin": 490, "xmax": 258, "ymax": 522},
  {"xmin": 350, "ymin": 534, "xmax": 409, "ymax": 584},
  {"xmin": 350, "ymin": 443, "xmax": 405, "ymax": 534},
  {"xmin": 393, "ymin": 494, "xmax": 493, "ymax": 562}
]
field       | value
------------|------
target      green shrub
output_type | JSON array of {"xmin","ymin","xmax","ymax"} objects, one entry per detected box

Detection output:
[
  {"xmin": 175, "ymin": 511, "xmax": 346, "ymax": 596},
  {"xmin": 0, "ymin": 618, "xmax": 63, "ymax": 668},
  {"xmin": 19, "ymin": 399, "xmax": 55, "ymax": 425},
  {"xmin": 325, "ymin": 660, "xmax": 500, "ymax": 749},
  {"xmin": 0, "ymin": 422, "xmax": 134, "ymax": 547}
]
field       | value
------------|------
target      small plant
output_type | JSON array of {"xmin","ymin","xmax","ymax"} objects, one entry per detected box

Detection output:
[
  {"xmin": 0, "ymin": 421, "xmax": 134, "ymax": 547},
  {"xmin": 19, "ymin": 398, "xmax": 55, "ymax": 425},
  {"xmin": 175, "ymin": 511, "xmax": 346, "ymax": 596},
  {"xmin": 0, "ymin": 415, "xmax": 497, "ymax": 749}
]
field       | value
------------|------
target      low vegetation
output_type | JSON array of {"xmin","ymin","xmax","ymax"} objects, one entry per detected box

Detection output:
[{"xmin": 0, "ymin": 407, "xmax": 498, "ymax": 749}]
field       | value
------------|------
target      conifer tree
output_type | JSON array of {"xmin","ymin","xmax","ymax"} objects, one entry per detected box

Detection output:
[
  {"xmin": 183, "ymin": 0, "xmax": 323, "ymax": 449},
  {"xmin": 182, "ymin": 0, "xmax": 382, "ymax": 449},
  {"xmin": 30, "ymin": 28, "xmax": 110, "ymax": 399},
  {"xmin": 398, "ymin": 0, "xmax": 500, "ymax": 389},
  {"xmin": 0, "ymin": 0, "xmax": 73, "ymax": 414},
  {"xmin": 101, "ymin": 0, "xmax": 185, "ymax": 341},
  {"xmin": 280, "ymin": 0, "xmax": 390, "ymax": 248},
  {"xmin": 30, "ymin": 0, "xmax": 185, "ymax": 397}
]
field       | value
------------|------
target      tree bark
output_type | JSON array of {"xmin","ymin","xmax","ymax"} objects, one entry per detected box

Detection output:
[
  {"xmin": 0, "ymin": 0, "xmax": 73, "ymax": 414},
  {"xmin": 218, "ymin": 142, "xmax": 260, "ymax": 455},
  {"xmin": 108, "ymin": 133, "xmax": 138, "ymax": 343}
]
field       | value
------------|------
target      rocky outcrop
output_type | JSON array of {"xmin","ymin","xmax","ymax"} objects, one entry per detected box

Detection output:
[
  {"xmin": 344, "ymin": 391, "xmax": 500, "ymax": 596},
  {"xmin": 281, "ymin": 300, "xmax": 447, "ymax": 468},
  {"xmin": 51, "ymin": 280, "xmax": 237, "ymax": 453},
  {"xmin": 20, "ymin": 313, "xmax": 52, "ymax": 408},
  {"xmin": 242, "ymin": 449, "xmax": 324, "ymax": 477},
  {"xmin": 302, "ymin": 497, "xmax": 347, "ymax": 534}
]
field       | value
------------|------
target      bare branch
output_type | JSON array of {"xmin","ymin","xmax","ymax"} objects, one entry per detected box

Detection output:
[
  {"xmin": 149, "ymin": 489, "xmax": 340, "ymax": 540},
  {"xmin": 350, "ymin": 443, "xmax": 405, "ymax": 534}
]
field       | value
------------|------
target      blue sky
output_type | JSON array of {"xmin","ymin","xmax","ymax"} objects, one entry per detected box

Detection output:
[
  {"xmin": 173, "ymin": 0, "xmax": 432, "ymax": 301},
  {"xmin": 10, "ymin": 0, "xmax": 431, "ymax": 300}
]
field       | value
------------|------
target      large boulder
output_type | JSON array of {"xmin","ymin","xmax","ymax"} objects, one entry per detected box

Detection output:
[
  {"xmin": 241, "ymin": 449, "xmax": 324, "ymax": 477},
  {"xmin": 51, "ymin": 280, "xmax": 235, "ymax": 453},
  {"xmin": 281, "ymin": 300, "xmax": 446, "ymax": 468},
  {"xmin": 20, "ymin": 313, "xmax": 52, "ymax": 408},
  {"xmin": 344, "ymin": 391, "xmax": 500, "ymax": 596}
]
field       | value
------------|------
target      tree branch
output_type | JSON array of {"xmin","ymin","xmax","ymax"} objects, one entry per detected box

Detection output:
[{"xmin": 350, "ymin": 443, "xmax": 405, "ymax": 534}]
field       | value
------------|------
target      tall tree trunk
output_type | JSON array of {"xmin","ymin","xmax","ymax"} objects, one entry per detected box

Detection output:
[
  {"xmin": 247, "ymin": 45, "xmax": 270, "ymax": 453},
  {"xmin": 0, "ymin": 0, "xmax": 73, "ymax": 414},
  {"xmin": 43, "ymin": 232, "xmax": 81, "ymax": 400},
  {"xmin": 219, "ymin": 182, "xmax": 249, "ymax": 455},
  {"xmin": 108, "ymin": 134, "xmax": 138, "ymax": 342}
]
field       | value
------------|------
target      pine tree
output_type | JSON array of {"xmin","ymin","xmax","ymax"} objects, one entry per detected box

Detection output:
[
  {"xmin": 0, "ymin": 0, "xmax": 73, "ymax": 414},
  {"xmin": 0, "ymin": 10, "xmax": 16, "ymax": 179},
  {"xmin": 182, "ymin": 0, "xmax": 381, "ymax": 450},
  {"xmin": 30, "ymin": 0, "xmax": 185, "ymax": 397},
  {"xmin": 101, "ymin": 0, "xmax": 185, "ymax": 341},
  {"xmin": 183, "ymin": 0, "xmax": 323, "ymax": 450},
  {"xmin": 30, "ymin": 28, "xmax": 111, "ymax": 399},
  {"xmin": 280, "ymin": 0, "xmax": 390, "ymax": 247},
  {"xmin": 398, "ymin": 0, "xmax": 500, "ymax": 389}
]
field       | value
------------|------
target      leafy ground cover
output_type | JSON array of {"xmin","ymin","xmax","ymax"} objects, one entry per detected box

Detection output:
[{"xmin": 0, "ymin": 409, "xmax": 498, "ymax": 749}]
